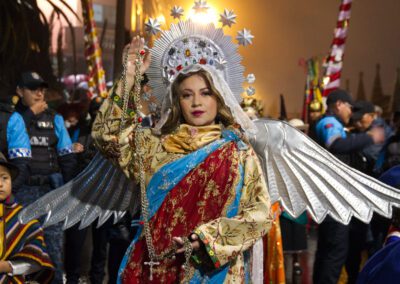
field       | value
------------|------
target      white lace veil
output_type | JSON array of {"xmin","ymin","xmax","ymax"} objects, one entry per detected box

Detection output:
[
  {"xmin": 145, "ymin": 19, "xmax": 258, "ymax": 136},
  {"xmin": 153, "ymin": 64, "xmax": 258, "ymax": 135}
]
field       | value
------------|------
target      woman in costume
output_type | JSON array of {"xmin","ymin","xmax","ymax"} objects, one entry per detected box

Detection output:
[
  {"xmin": 17, "ymin": 6, "xmax": 400, "ymax": 284},
  {"xmin": 92, "ymin": 35, "xmax": 273, "ymax": 283}
]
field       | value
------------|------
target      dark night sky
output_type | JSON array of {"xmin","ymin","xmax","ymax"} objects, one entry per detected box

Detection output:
[{"xmin": 158, "ymin": 0, "xmax": 400, "ymax": 117}]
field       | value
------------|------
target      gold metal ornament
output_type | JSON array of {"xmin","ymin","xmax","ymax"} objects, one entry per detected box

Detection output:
[
  {"xmin": 120, "ymin": 46, "xmax": 193, "ymax": 282},
  {"xmin": 309, "ymin": 99, "xmax": 323, "ymax": 112}
]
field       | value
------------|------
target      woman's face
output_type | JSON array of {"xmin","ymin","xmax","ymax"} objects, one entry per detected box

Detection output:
[
  {"xmin": 178, "ymin": 74, "xmax": 218, "ymax": 127},
  {"xmin": 0, "ymin": 165, "xmax": 12, "ymax": 201}
]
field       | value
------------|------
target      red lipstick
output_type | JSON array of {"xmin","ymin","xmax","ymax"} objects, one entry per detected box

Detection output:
[{"xmin": 191, "ymin": 111, "xmax": 204, "ymax": 117}]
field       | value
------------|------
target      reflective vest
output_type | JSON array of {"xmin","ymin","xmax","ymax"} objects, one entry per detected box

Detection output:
[{"xmin": 26, "ymin": 110, "xmax": 60, "ymax": 176}]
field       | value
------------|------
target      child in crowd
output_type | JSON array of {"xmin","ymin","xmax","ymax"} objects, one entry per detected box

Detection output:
[{"xmin": 0, "ymin": 152, "xmax": 54, "ymax": 283}]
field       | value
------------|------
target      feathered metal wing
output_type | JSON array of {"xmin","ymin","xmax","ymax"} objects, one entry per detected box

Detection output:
[
  {"xmin": 18, "ymin": 153, "xmax": 139, "ymax": 229},
  {"xmin": 19, "ymin": 119, "xmax": 400, "ymax": 228},
  {"xmin": 249, "ymin": 118, "xmax": 400, "ymax": 225}
]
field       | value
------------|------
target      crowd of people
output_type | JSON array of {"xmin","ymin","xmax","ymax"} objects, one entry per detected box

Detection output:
[
  {"xmin": 281, "ymin": 89, "xmax": 400, "ymax": 284},
  {"xmin": 1, "ymin": 43, "xmax": 400, "ymax": 284},
  {"xmin": 0, "ymin": 71, "xmax": 136, "ymax": 283}
]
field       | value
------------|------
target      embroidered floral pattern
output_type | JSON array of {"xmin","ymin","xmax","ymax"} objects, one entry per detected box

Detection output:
[{"xmin": 92, "ymin": 96, "xmax": 273, "ymax": 283}]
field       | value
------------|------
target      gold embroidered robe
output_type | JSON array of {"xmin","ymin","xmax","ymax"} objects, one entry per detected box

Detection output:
[{"xmin": 92, "ymin": 97, "xmax": 273, "ymax": 283}]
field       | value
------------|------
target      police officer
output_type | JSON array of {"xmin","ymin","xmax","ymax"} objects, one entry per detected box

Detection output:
[
  {"xmin": 15, "ymin": 71, "xmax": 77, "ymax": 284},
  {"xmin": 352, "ymin": 100, "xmax": 393, "ymax": 173},
  {"xmin": 0, "ymin": 85, "xmax": 31, "ymax": 190},
  {"xmin": 344, "ymin": 100, "xmax": 393, "ymax": 283},
  {"xmin": 348, "ymin": 100, "xmax": 395, "ymax": 283},
  {"xmin": 313, "ymin": 89, "xmax": 384, "ymax": 284}
]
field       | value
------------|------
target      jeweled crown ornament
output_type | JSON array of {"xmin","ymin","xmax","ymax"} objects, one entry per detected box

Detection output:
[
  {"xmin": 145, "ymin": 0, "xmax": 255, "ymax": 106},
  {"xmin": 192, "ymin": 0, "xmax": 209, "ymax": 13},
  {"xmin": 236, "ymin": 28, "xmax": 254, "ymax": 46},
  {"xmin": 145, "ymin": 18, "xmax": 162, "ymax": 35},
  {"xmin": 170, "ymin": 5, "xmax": 184, "ymax": 19},
  {"xmin": 220, "ymin": 9, "xmax": 237, "ymax": 27}
]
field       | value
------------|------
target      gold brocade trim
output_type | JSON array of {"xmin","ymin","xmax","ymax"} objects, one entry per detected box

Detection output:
[
  {"xmin": 221, "ymin": 145, "xmax": 240, "ymax": 217},
  {"xmin": 194, "ymin": 229, "xmax": 221, "ymax": 268},
  {"xmin": 162, "ymin": 124, "xmax": 222, "ymax": 154}
]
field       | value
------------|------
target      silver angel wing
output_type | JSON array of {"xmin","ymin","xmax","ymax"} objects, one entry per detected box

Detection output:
[
  {"xmin": 18, "ymin": 153, "xmax": 139, "ymax": 229},
  {"xmin": 249, "ymin": 118, "xmax": 400, "ymax": 225}
]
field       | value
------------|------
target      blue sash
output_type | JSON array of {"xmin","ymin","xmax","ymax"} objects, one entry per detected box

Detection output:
[{"xmin": 117, "ymin": 130, "xmax": 245, "ymax": 283}]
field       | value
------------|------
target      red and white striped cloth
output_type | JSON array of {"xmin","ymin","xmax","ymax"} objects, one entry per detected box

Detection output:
[
  {"xmin": 322, "ymin": 0, "xmax": 353, "ymax": 97},
  {"xmin": 82, "ymin": 0, "xmax": 108, "ymax": 98}
]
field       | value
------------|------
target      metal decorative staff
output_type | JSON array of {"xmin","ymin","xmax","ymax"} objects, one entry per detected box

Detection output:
[
  {"xmin": 120, "ymin": 46, "xmax": 193, "ymax": 281},
  {"xmin": 82, "ymin": 0, "xmax": 108, "ymax": 98}
]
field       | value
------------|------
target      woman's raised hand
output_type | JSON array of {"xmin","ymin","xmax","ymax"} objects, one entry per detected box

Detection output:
[{"xmin": 124, "ymin": 36, "xmax": 151, "ymax": 77}]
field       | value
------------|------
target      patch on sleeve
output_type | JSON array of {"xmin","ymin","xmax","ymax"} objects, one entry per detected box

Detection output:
[{"xmin": 325, "ymin": 123, "xmax": 334, "ymax": 129}]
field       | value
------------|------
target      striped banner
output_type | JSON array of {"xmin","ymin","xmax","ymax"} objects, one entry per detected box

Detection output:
[
  {"xmin": 322, "ymin": 0, "xmax": 353, "ymax": 97},
  {"xmin": 82, "ymin": 0, "xmax": 108, "ymax": 98}
]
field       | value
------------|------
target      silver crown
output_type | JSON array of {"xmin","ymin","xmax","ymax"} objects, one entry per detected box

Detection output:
[{"xmin": 147, "ymin": 20, "xmax": 244, "ymax": 105}]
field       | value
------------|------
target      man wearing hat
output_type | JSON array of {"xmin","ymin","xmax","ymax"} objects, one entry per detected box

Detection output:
[
  {"xmin": 352, "ymin": 101, "xmax": 393, "ymax": 168},
  {"xmin": 352, "ymin": 101, "xmax": 377, "ymax": 131},
  {"xmin": 344, "ymin": 100, "xmax": 394, "ymax": 283},
  {"xmin": 0, "ymin": 152, "xmax": 54, "ymax": 282},
  {"xmin": 313, "ymin": 89, "xmax": 385, "ymax": 284},
  {"xmin": 15, "ymin": 71, "xmax": 77, "ymax": 283},
  {"xmin": 0, "ymin": 84, "xmax": 32, "ymax": 191}
]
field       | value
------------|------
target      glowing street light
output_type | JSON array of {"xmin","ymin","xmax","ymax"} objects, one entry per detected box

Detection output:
[
  {"xmin": 188, "ymin": 3, "xmax": 218, "ymax": 25},
  {"xmin": 157, "ymin": 14, "xmax": 166, "ymax": 25}
]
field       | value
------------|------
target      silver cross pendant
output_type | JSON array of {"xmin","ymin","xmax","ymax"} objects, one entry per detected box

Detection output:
[{"xmin": 144, "ymin": 260, "xmax": 160, "ymax": 280}]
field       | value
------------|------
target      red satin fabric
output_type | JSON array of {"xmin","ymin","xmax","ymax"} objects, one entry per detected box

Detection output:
[{"xmin": 122, "ymin": 142, "xmax": 239, "ymax": 283}]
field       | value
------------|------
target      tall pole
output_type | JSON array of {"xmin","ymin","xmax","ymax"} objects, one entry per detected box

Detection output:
[
  {"xmin": 322, "ymin": 0, "xmax": 353, "ymax": 97},
  {"xmin": 113, "ymin": 0, "xmax": 127, "ymax": 79},
  {"xmin": 82, "ymin": 0, "xmax": 107, "ymax": 98}
]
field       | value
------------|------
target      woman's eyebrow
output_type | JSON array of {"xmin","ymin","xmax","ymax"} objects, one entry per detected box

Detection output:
[{"xmin": 181, "ymin": 87, "xmax": 209, "ymax": 91}]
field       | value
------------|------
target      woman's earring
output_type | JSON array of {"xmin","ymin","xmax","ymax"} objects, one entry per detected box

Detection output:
[{"xmin": 215, "ymin": 113, "xmax": 221, "ymax": 123}]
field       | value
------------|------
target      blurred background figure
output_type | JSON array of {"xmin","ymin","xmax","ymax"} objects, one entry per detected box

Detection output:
[
  {"xmin": 288, "ymin": 118, "xmax": 309, "ymax": 133},
  {"xmin": 357, "ymin": 167, "xmax": 400, "ymax": 283},
  {"xmin": 0, "ymin": 83, "xmax": 32, "ymax": 191},
  {"xmin": 241, "ymin": 97, "xmax": 264, "ymax": 120},
  {"xmin": 15, "ymin": 71, "xmax": 77, "ymax": 283},
  {"xmin": 345, "ymin": 100, "xmax": 393, "ymax": 283},
  {"xmin": 58, "ymin": 94, "xmax": 110, "ymax": 284},
  {"xmin": 313, "ymin": 90, "xmax": 384, "ymax": 284},
  {"xmin": 308, "ymin": 99, "xmax": 323, "ymax": 141},
  {"xmin": 375, "ymin": 101, "xmax": 400, "ymax": 176},
  {"xmin": 280, "ymin": 118, "xmax": 309, "ymax": 284},
  {"xmin": 351, "ymin": 101, "xmax": 393, "ymax": 175}
]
